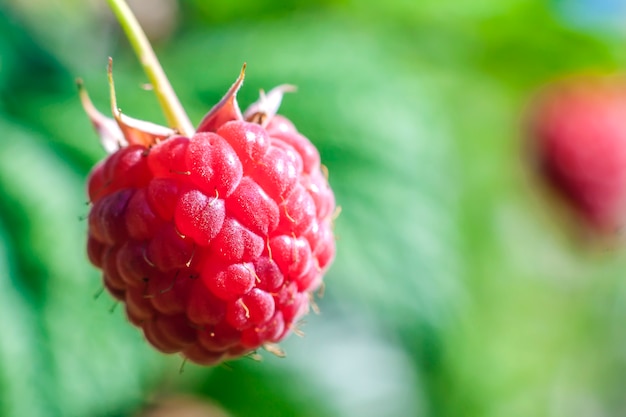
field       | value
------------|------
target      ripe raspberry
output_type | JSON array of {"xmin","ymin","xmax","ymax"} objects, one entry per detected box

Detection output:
[
  {"xmin": 526, "ymin": 75, "xmax": 626, "ymax": 234},
  {"xmin": 82, "ymin": 67, "xmax": 336, "ymax": 365}
]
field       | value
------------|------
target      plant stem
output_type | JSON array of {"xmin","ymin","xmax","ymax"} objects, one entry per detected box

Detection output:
[{"xmin": 106, "ymin": 0, "xmax": 194, "ymax": 136}]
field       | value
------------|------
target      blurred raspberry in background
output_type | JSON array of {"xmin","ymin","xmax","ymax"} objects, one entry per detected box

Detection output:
[{"xmin": 526, "ymin": 75, "xmax": 626, "ymax": 236}]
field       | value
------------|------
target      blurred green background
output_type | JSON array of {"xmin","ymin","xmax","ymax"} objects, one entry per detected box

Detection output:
[{"xmin": 2, "ymin": 0, "xmax": 626, "ymax": 416}]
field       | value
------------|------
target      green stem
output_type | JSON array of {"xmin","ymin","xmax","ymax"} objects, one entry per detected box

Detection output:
[{"xmin": 106, "ymin": 0, "xmax": 194, "ymax": 136}]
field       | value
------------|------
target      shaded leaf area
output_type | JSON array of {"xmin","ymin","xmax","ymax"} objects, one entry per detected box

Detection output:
[{"xmin": 2, "ymin": 0, "xmax": 626, "ymax": 416}]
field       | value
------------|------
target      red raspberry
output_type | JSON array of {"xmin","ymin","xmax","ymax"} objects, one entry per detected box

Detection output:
[
  {"xmin": 81, "ymin": 69, "xmax": 336, "ymax": 365},
  {"xmin": 526, "ymin": 75, "xmax": 626, "ymax": 235}
]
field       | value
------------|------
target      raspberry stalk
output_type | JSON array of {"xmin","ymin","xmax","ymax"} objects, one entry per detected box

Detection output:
[{"xmin": 106, "ymin": 0, "xmax": 194, "ymax": 136}]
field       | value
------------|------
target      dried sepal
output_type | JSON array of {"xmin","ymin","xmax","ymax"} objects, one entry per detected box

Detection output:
[
  {"xmin": 196, "ymin": 64, "xmax": 246, "ymax": 133},
  {"xmin": 244, "ymin": 84, "xmax": 297, "ymax": 127},
  {"xmin": 107, "ymin": 58, "xmax": 175, "ymax": 147},
  {"xmin": 77, "ymin": 78, "xmax": 127, "ymax": 154}
]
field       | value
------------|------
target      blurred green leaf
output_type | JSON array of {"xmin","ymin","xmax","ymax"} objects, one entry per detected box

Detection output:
[
  {"xmin": 180, "ymin": 0, "xmax": 346, "ymax": 24},
  {"xmin": 0, "ymin": 118, "xmax": 165, "ymax": 417}
]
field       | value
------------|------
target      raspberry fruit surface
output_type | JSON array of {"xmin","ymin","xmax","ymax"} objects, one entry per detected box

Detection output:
[
  {"xmin": 83, "ymin": 69, "xmax": 336, "ymax": 365},
  {"xmin": 526, "ymin": 75, "xmax": 626, "ymax": 234}
]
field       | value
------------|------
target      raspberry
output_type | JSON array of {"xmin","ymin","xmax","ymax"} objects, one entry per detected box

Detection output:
[
  {"xmin": 81, "ymin": 67, "xmax": 336, "ymax": 366},
  {"xmin": 526, "ymin": 75, "xmax": 626, "ymax": 234}
]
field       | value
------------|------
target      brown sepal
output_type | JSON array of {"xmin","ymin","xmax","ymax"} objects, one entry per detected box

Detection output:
[{"xmin": 196, "ymin": 64, "xmax": 246, "ymax": 133}]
